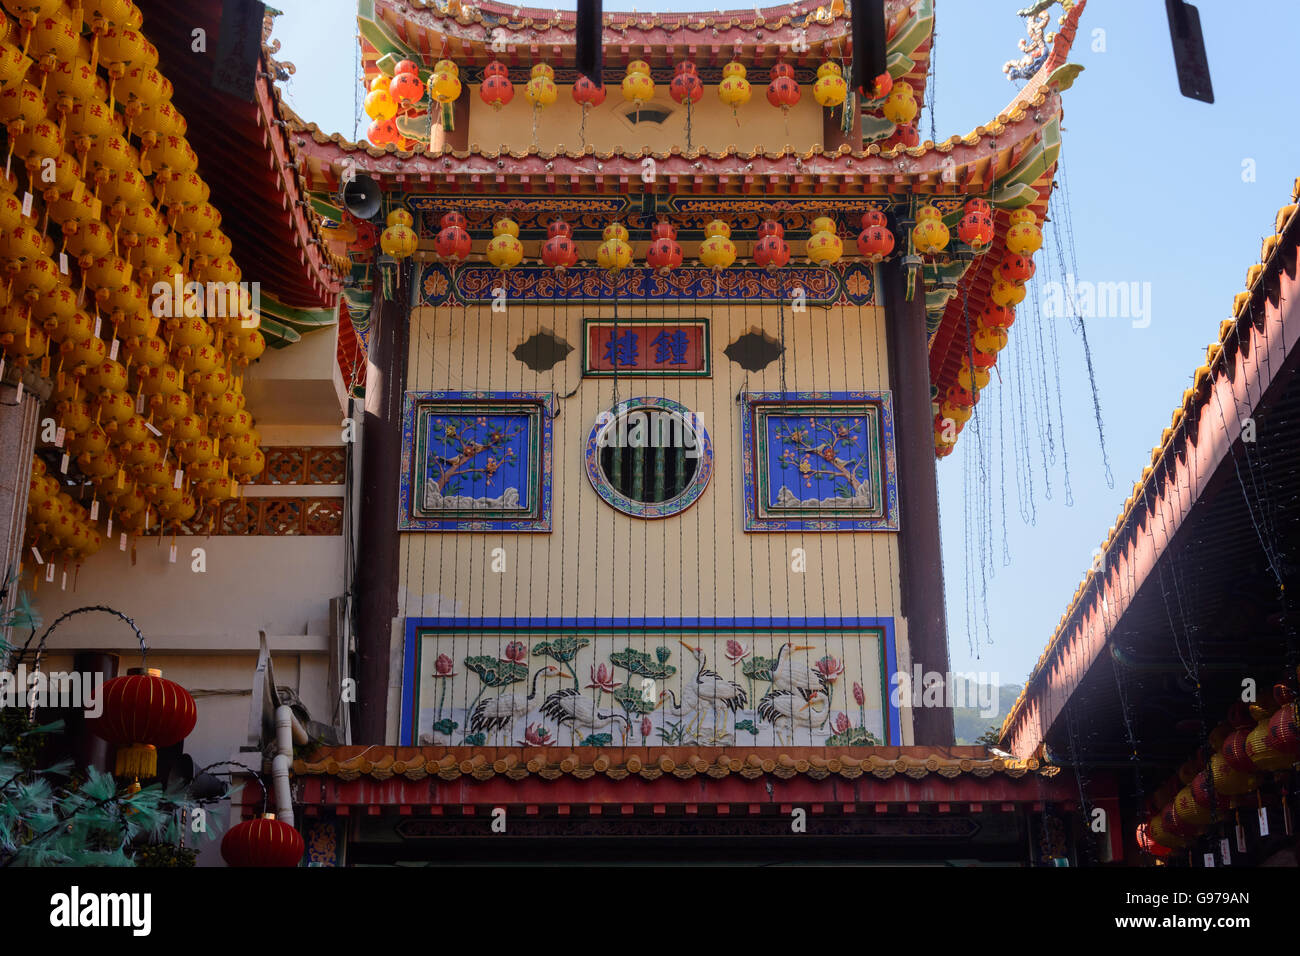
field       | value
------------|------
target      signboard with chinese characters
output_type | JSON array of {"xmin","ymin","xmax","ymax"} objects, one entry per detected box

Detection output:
[{"xmin": 582, "ymin": 319, "xmax": 710, "ymax": 377}]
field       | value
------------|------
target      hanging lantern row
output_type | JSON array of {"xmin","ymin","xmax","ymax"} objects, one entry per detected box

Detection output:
[
  {"xmin": 369, "ymin": 55, "xmax": 866, "ymax": 146},
  {"xmin": 1, "ymin": 0, "xmax": 269, "ymax": 584},
  {"xmin": 1142, "ymin": 674, "xmax": 1299, "ymax": 855},
  {"xmin": 415, "ymin": 212, "xmax": 913, "ymax": 274},
  {"xmin": 935, "ymin": 206, "xmax": 1044, "ymax": 458}
]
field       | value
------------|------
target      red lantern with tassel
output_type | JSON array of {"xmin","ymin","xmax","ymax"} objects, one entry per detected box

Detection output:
[
  {"xmin": 573, "ymin": 74, "xmax": 606, "ymax": 110},
  {"xmin": 669, "ymin": 62, "xmax": 703, "ymax": 104},
  {"xmin": 435, "ymin": 211, "xmax": 471, "ymax": 263},
  {"xmin": 999, "ymin": 253, "xmax": 1036, "ymax": 283},
  {"xmin": 541, "ymin": 218, "xmax": 578, "ymax": 272},
  {"xmin": 856, "ymin": 210, "xmax": 895, "ymax": 263},
  {"xmin": 957, "ymin": 198, "xmax": 995, "ymax": 250},
  {"xmin": 754, "ymin": 219, "xmax": 790, "ymax": 271},
  {"xmin": 479, "ymin": 61, "xmax": 514, "ymax": 110},
  {"xmin": 980, "ymin": 303, "xmax": 1016, "ymax": 329},
  {"xmin": 766, "ymin": 62, "xmax": 800, "ymax": 112},
  {"xmin": 221, "ymin": 813, "xmax": 305, "ymax": 868},
  {"xmin": 86, "ymin": 667, "xmax": 197, "ymax": 780},
  {"xmin": 646, "ymin": 220, "xmax": 683, "ymax": 274}
]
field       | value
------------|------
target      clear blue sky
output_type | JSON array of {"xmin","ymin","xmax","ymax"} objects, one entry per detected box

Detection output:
[{"xmin": 267, "ymin": 0, "xmax": 1299, "ymax": 688}]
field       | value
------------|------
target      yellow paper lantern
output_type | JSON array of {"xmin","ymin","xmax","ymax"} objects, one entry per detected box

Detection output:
[
  {"xmin": 1005, "ymin": 208, "xmax": 1043, "ymax": 256},
  {"xmin": 882, "ymin": 83, "xmax": 917, "ymax": 125},
  {"xmin": 428, "ymin": 69, "xmax": 461, "ymax": 105},
  {"xmin": 524, "ymin": 63, "xmax": 556, "ymax": 108},
  {"xmin": 813, "ymin": 61, "xmax": 847, "ymax": 108},
  {"xmin": 911, "ymin": 203, "xmax": 950, "ymax": 255},
  {"xmin": 698, "ymin": 220, "xmax": 737, "ymax": 271},
  {"xmin": 806, "ymin": 216, "xmax": 843, "ymax": 265},
  {"xmin": 621, "ymin": 59, "xmax": 654, "ymax": 105},
  {"xmin": 485, "ymin": 217, "xmax": 523, "ymax": 270},
  {"xmin": 718, "ymin": 61, "xmax": 751, "ymax": 118},
  {"xmin": 596, "ymin": 222, "xmax": 631, "ymax": 273},
  {"xmin": 364, "ymin": 86, "xmax": 397, "ymax": 121}
]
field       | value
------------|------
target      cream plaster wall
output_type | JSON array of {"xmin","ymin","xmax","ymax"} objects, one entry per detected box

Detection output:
[
  {"xmin": 397, "ymin": 296, "xmax": 915, "ymax": 742},
  {"xmin": 467, "ymin": 85, "xmax": 826, "ymax": 155}
]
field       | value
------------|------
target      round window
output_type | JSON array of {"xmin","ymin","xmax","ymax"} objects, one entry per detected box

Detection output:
[{"xmin": 584, "ymin": 397, "xmax": 712, "ymax": 518}]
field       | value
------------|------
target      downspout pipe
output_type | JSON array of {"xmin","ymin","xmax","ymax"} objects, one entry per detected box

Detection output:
[{"xmin": 272, "ymin": 705, "xmax": 308, "ymax": 827}]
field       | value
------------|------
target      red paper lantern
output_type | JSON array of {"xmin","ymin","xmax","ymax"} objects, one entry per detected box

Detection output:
[
  {"xmin": 479, "ymin": 61, "xmax": 514, "ymax": 110},
  {"xmin": 754, "ymin": 219, "xmax": 790, "ymax": 271},
  {"xmin": 573, "ymin": 75, "xmax": 606, "ymax": 108},
  {"xmin": 1136, "ymin": 822, "xmax": 1173, "ymax": 858},
  {"xmin": 856, "ymin": 210, "xmax": 895, "ymax": 263},
  {"xmin": 86, "ymin": 667, "xmax": 197, "ymax": 779},
  {"xmin": 980, "ymin": 304, "xmax": 1016, "ymax": 329},
  {"xmin": 366, "ymin": 118, "xmax": 399, "ymax": 147},
  {"xmin": 221, "ymin": 814, "xmax": 304, "ymax": 868},
  {"xmin": 766, "ymin": 75, "xmax": 800, "ymax": 111},
  {"xmin": 885, "ymin": 123, "xmax": 919, "ymax": 148},
  {"xmin": 435, "ymin": 211, "xmax": 471, "ymax": 263},
  {"xmin": 646, "ymin": 221, "xmax": 683, "ymax": 274},
  {"xmin": 999, "ymin": 253, "xmax": 1036, "ymax": 283},
  {"xmin": 541, "ymin": 218, "xmax": 578, "ymax": 272},
  {"xmin": 669, "ymin": 62, "xmax": 703, "ymax": 105},
  {"xmin": 1266, "ymin": 686, "xmax": 1299, "ymax": 755},
  {"xmin": 957, "ymin": 200, "xmax": 995, "ymax": 249},
  {"xmin": 389, "ymin": 60, "xmax": 424, "ymax": 106}
]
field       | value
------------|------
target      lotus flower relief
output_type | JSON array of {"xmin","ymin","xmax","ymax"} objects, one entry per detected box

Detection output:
[
  {"xmin": 853, "ymin": 681, "xmax": 866, "ymax": 707},
  {"xmin": 585, "ymin": 662, "xmax": 623, "ymax": 693},
  {"xmin": 724, "ymin": 639, "xmax": 749, "ymax": 664},
  {"xmin": 832, "ymin": 712, "xmax": 852, "ymax": 735},
  {"xmin": 518, "ymin": 722, "xmax": 554, "ymax": 747},
  {"xmin": 641, "ymin": 716, "xmax": 653, "ymax": 739},
  {"xmin": 500, "ymin": 640, "xmax": 528, "ymax": 664},
  {"xmin": 815, "ymin": 655, "xmax": 844, "ymax": 683},
  {"xmin": 433, "ymin": 653, "xmax": 457, "ymax": 677}
]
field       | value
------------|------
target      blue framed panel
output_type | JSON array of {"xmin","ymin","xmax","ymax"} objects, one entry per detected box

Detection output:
[
  {"xmin": 740, "ymin": 391, "xmax": 899, "ymax": 532},
  {"xmin": 399, "ymin": 390, "xmax": 554, "ymax": 531},
  {"xmin": 400, "ymin": 616, "xmax": 902, "ymax": 749}
]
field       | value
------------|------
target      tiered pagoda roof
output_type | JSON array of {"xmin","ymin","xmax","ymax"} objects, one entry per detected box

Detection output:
[{"xmin": 285, "ymin": 0, "xmax": 1088, "ymax": 447}]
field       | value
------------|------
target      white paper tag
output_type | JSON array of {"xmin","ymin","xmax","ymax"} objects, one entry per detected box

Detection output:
[
  {"xmin": 1259, "ymin": 806, "xmax": 1270, "ymax": 837},
  {"xmin": 60, "ymin": 571, "xmax": 67, "ymax": 590},
  {"xmin": 1203, "ymin": 853, "xmax": 1215, "ymax": 867},
  {"xmin": 30, "ymin": 546, "xmax": 43, "ymax": 565},
  {"xmin": 146, "ymin": 421, "xmax": 161, "ymax": 436},
  {"xmin": 119, "ymin": 532, "xmax": 127, "ymax": 551},
  {"xmin": 173, "ymin": 469, "xmax": 183, "ymax": 489},
  {"xmin": 55, "ymin": 426, "xmax": 65, "ymax": 448},
  {"xmin": 21, "ymin": 192, "xmax": 32, "ymax": 218},
  {"xmin": 1285, "ymin": 800, "xmax": 1293, "ymax": 836},
  {"xmin": 168, "ymin": 543, "xmax": 177, "ymax": 563},
  {"xmin": 136, "ymin": 393, "xmax": 146, "ymax": 413},
  {"xmin": 14, "ymin": 380, "xmax": 21, "ymax": 402},
  {"xmin": 1235, "ymin": 823, "xmax": 1246, "ymax": 853},
  {"xmin": 93, "ymin": 315, "xmax": 101, "ymax": 337},
  {"xmin": 109, "ymin": 338, "xmax": 119, "ymax": 361},
  {"xmin": 44, "ymin": 562, "xmax": 55, "ymax": 581},
  {"xmin": 0, "ymin": 356, "xmax": 5, "ymax": 379},
  {"xmin": 59, "ymin": 252, "xmax": 69, "ymax": 274},
  {"xmin": 106, "ymin": 515, "xmax": 112, "ymax": 536},
  {"xmin": 1219, "ymin": 838, "xmax": 1231, "ymax": 865},
  {"xmin": 90, "ymin": 500, "xmax": 99, "ymax": 520},
  {"xmin": 60, "ymin": 453, "xmax": 69, "ymax": 474}
]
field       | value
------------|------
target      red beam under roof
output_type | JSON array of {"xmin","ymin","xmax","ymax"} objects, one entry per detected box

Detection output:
[{"xmin": 136, "ymin": 0, "xmax": 343, "ymax": 312}]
